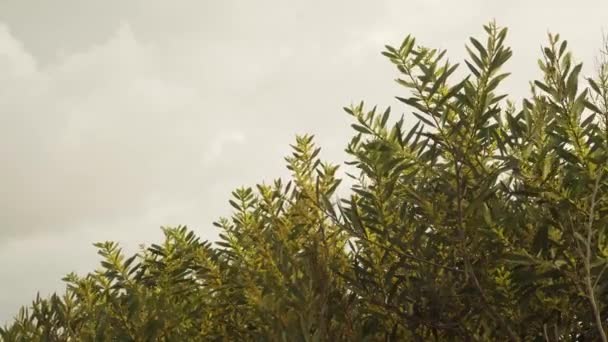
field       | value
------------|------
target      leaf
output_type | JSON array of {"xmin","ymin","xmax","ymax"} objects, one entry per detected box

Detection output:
[
  {"xmin": 486, "ymin": 72, "xmax": 511, "ymax": 92},
  {"xmin": 430, "ymin": 63, "xmax": 459, "ymax": 96},
  {"xmin": 228, "ymin": 199, "xmax": 241, "ymax": 211},
  {"xmin": 348, "ymin": 201, "xmax": 366, "ymax": 235},
  {"xmin": 581, "ymin": 113, "xmax": 596, "ymax": 127},
  {"xmin": 574, "ymin": 232, "xmax": 587, "ymax": 246},
  {"xmin": 398, "ymin": 35, "xmax": 411, "ymax": 52},
  {"xmin": 542, "ymin": 156, "xmax": 553, "ymax": 180},
  {"xmin": 382, "ymin": 51, "xmax": 397, "ymax": 59},
  {"xmin": 144, "ymin": 319, "xmax": 163, "ymax": 341},
  {"xmin": 588, "ymin": 78, "xmax": 602, "ymax": 94},
  {"xmin": 437, "ymin": 78, "xmax": 468, "ymax": 109},
  {"xmin": 502, "ymin": 253, "xmax": 536, "ymax": 266},
  {"xmin": 566, "ymin": 63, "xmax": 582, "ymax": 101},
  {"xmin": 123, "ymin": 255, "xmax": 137, "ymax": 270},
  {"xmin": 465, "ymin": 60, "xmax": 481, "ymax": 77},
  {"xmin": 470, "ymin": 37, "xmax": 488, "ymax": 61},
  {"xmin": 412, "ymin": 112, "xmax": 436, "ymax": 127},
  {"xmin": 385, "ymin": 263, "xmax": 401, "ymax": 287},
  {"xmin": 482, "ymin": 204, "xmax": 493, "ymax": 226},
  {"xmin": 403, "ymin": 121, "xmax": 421, "ymax": 145},
  {"xmin": 491, "ymin": 48, "xmax": 512, "ymax": 70},
  {"xmin": 534, "ymin": 80, "xmax": 552, "ymax": 94},
  {"xmin": 544, "ymin": 47, "xmax": 555, "ymax": 61},
  {"xmin": 397, "ymin": 96, "xmax": 426, "ymax": 112},
  {"xmin": 532, "ymin": 225, "xmax": 549, "ymax": 254},
  {"xmin": 351, "ymin": 124, "xmax": 373, "ymax": 134},
  {"xmin": 584, "ymin": 101, "xmax": 602, "ymax": 114},
  {"xmin": 400, "ymin": 36, "xmax": 416, "ymax": 57},
  {"xmin": 556, "ymin": 147, "xmax": 579, "ymax": 164},
  {"xmin": 559, "ymin": 40, "xmax": 568, "ymax": 57},
  {"xmin": 411, "ymin": 48, "xmax": 428, "ymax": 66},
  {"xmin": 466, "ymin": 46, "xmax": 484, "ymax": 70},
  {"xmin": 380, "ymin": 107, "xmax": 391, "ymax": 127}
]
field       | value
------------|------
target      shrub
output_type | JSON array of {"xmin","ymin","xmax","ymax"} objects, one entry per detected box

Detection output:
[{"xmin": 4, "ymin": 21, "xmax": 608, "ymax": 341}]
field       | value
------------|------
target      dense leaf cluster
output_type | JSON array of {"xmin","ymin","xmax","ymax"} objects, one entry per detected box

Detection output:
[{"xmin": 4, "ymin": 22, "xmax": 608, "ymax": 341}]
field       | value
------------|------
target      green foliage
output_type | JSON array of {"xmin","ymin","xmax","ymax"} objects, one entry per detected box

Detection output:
[{"xmin": 4, "ymin": 22, "xmax": 608, "ymax": 341}]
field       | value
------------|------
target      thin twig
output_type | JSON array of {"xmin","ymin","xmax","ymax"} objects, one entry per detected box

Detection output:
[
  {"xmin": 454, "ymin": 156, "xmax": 520, "ymax": 342},
  {"xmin": 584, "ymin": 170, "xmax": 607, "ymax": 342}
]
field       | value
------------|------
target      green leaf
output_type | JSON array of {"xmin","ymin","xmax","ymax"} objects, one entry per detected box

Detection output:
[
  {"xmin": 534, "ymin": 80, "xmax": 552, "ymax": 94},
  {"xmin": 466, "ymin": 46, "xmax": 484, "ymax": 70},
  {"xmin": 584, "ymin": 100, "xmax": 602, "ymax": 114},
  {"xmin": 400, "ymin": 36, "xmax": 416, "ymax": 57},
  {"xmin": 437, "ymin": 78, "xmax": 468, "ymax": 109},
  {"xmin": 396, "ymin": 96, "xmax": 423, "ymax": 110},
  {"xmin": 352, "ymin": 124, "xmax": 373, "ymax": 134},
  {"xmin": 430, "ymin": 63, "xmax": 459, "ymax": 96},
  {"xmin": 588, "ymin": 78, "xmax": 602, "ymax": 94},
  {"xmin": 566, "ymin": 63, "xmax": 583, "ymax": 101},
  {"xmin": 228, "ymin": 199, "xmax": 241, "ymax": 210},
  {"xmin": 559, "ymin": 40, "xmax": 568, "ymax": 57},
  {"xmin": 574, "ymin": 232, "xmax": 587, "ymax": 245},
  {"xmin": 482, "ymin": 204, "xmax": 493, "ymax": 226},
  {"xmin": 491, "ymin": 48, "xmax": 512, "ymax": 70},
  {"xmin": 470, "ymin": 37, "xmax": 488, "ymax": 61},
  {"xmin": 403, "ymin": 121, "xmax": 421, "ymax": 145},
  {"xmin": 502, "ymin": 253, "xmax": 536, "ymax": 266},
  {"xmin": 412, "ymin": 112, "xmax": 436, "ymax": 127},
  {"xmin": 581, "ymin": 113, "xmax": 596, "ymax": 127},
  {"xmin": 532, "ymin": 225, "xmax": 549, "ymax": 254},
  {"xmin": 544, "ymin": 47, "xmax": 555, "ymax": 61},
  {"xmin": 465, "ymin": 60, "xmax": 481, "ymax": 77},
  {"xmin": 398, "ymin": 35, "xmax": 412, "ymax": 52},
  {"xmin": 487, "ymin": 72, "xmax": 511, "ymax": 92},
  {"xmin": 380, "ymin": 107, "xmax": 391, "ymax": 127},
  {"xmin": 556, "ymin": 147, "xmax": 579, "ymax": 164}
]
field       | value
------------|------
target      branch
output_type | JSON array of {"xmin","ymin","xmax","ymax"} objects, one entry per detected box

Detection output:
[
  {"xmin": 584, "ymin": 170, "xmax": 607, "ymax": 342},
  {"xmin": 454, "ymin": 156, "xmax": 521, "ymax": 342}
]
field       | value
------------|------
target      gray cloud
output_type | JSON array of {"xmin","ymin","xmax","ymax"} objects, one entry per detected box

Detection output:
[{"xmin": 1, "ymin": 0, "xmax": 607, "ymax": 323}]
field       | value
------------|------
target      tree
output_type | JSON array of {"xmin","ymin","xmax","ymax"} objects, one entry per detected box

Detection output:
[{"xmin": 3, "ymin": 21, "xmax": 608, "ymax": 341}]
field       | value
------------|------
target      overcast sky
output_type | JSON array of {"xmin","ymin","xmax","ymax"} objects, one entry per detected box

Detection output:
[{"xmin": 0, "ymin": 0, "xmax": 607, "ymax": 323}]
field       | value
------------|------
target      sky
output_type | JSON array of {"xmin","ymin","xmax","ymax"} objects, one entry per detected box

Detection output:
[{"xmin": 0, "ymin": 0, "xmax": 607, "ymax": 323}]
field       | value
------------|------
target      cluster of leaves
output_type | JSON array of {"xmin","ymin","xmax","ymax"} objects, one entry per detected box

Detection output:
[{"xmin": 4, "ymin": 22, "xmax": 608, "ymax": 341}]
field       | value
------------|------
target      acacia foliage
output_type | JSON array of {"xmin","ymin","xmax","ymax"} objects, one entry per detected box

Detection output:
[{"xmin": 4, "ymin": 22, "xmax": 608, "ymax": 341}]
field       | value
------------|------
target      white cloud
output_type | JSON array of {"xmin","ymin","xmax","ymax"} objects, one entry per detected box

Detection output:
[
  {"xmin": 0, "ymin": 22, "xmax": 249, "ymax": 241},
  {"xmin": 203, "ymin": 130, "xmax": 246, "ymax": 165},
  {"xmin": 0, "ymin": 23, "xmax": 36, "ymax": 79}
]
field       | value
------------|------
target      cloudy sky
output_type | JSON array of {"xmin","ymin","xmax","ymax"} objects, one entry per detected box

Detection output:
[{"xmin": 0, "ymin": 0, "xmax": 607, "ymax": 323}]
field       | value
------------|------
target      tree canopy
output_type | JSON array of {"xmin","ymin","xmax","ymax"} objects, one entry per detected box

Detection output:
[{"xmin": 3, "ymin": 21, "xmax": 608, "ymax": 341}]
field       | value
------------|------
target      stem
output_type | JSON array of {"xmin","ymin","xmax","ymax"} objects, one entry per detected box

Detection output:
[
  {"xmin": 584, "ymin": 171, "xmax": 607, "ymax": 342},
  {"xmin": 296, "ymin": 190, "xmax": 465, "ymax": 274},
  {"xmin": 454, "ymin": 159, "xmax": 520, "ymax": 342},
  {"xmin": 542, "ymin": 324, "xmax": 550, "ymax": 342}
]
